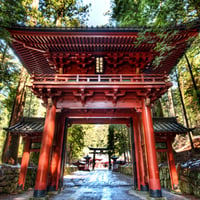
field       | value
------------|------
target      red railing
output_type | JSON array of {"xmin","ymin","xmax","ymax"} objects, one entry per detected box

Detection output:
[{"xmin": 31, "ymin": 74, "xmax": 169, "ymax": 84}]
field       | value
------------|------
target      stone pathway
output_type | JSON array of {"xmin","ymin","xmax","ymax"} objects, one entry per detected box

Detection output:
[
  {"xmin": 50, "ymin": 169, "xmax": 140, "ymax": 200},
  {"xmin": 0, "ymin": 170, "xmax": 198, "ymax": 200},
  {"xmin": 50, "ymin": 170, "xmax": 194, "ymax": 200}
]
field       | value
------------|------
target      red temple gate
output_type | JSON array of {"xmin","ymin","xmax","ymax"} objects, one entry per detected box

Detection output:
[{"xmin": 7, "ymin": 24, "xmax": 199, "ymax": 199}]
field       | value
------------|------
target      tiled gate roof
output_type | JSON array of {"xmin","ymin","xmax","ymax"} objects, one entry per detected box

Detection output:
[{"xmin": 5, "ymin": 117, "xmax": 191, "ymax": 136}]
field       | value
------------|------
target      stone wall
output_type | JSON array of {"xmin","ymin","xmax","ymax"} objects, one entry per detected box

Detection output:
[
  {"xmin": 0, "ymin": 164, "xmax": 20, "ymax": 193},
  {"xmin": 0, "ymin": 164, "xmax": 37, "ymax": 194},
  {"xmin": 118, "ymin": 163, "xmax": 200, "ymax": 198},
  {"xmin": 0, "ymin": 164, "xmax": 78, "ymax": 194},
  {"xmin": 159, "ymin": 164, "xmax": 171, "ymax": 190},
  {"xmin": 159, "ymin": 164, "xmax": 200, "ymax": 198},
  {"xmin": 118, "ymin": 164, "xmax": 132, "ymax": 176},
  {"xmin": 178, "ymin": 167, "xmax": 200, "ymax": 197},
  {"xmin": 24, "ymin": 167, "xmax": 37, "ymax": 190}
]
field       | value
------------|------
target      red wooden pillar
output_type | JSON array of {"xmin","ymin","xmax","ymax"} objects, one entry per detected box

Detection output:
[
  {"xmin": 139, "ymin": 113, "xmax": 149, "ymax": 188},
  {"xmin": 58, "ymin": 118, "xmax": 68, "ymax": 189},
  {"xmin": 33, "ymin": 99, "xmax": 56, "ymax": 198},
  {"xmin": 17, "ymin": 137, "xmax": 31, "ymax": 190},
  {"xmin": 47, "ymin": 115, "xmax": 66, "ymax": 192},
  {"xmin": 129, "ymin": 118, "xmax": 137, "ymax": 189},
  {"xmin": 167, "ymin": 138, "xmax": 179, "ymax": 190},
  {"xmin": 142, "ymin": 98, "xmax": 162, "ymax": 197},
  {"xmin": 133, "ymin": 116, "xmax": 141, "ymax": 191},
  {"xmin": 47, "ymin": 117, "xmax": 59, "ymax": 192},
  {"xmin": 136, "ymin": 113, "xmax": 149, "ymax": 191}
]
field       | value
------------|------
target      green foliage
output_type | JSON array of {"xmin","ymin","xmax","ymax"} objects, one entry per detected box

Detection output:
[
  {"xmin": 66, "ymin": 125, "xmax": 85, "ymax": 163},
  {"xmin": 21, "ymin": 0, "xmax": 90, "ymax": 27},
  {"xmin": 152, "ymin": 99, "xmax": 164, "ymax": 117},
  {"xmin": 160, "ymin": 93, "xmax": 170, "ymax": 117},
  {"xmin": 83, "ymin": 124, "xmax": 108, "ymax": 148},
  {"xmin": 107, "ymin": 125, "xmax": 115, "ymax": 152},
  {"xmin": 167, "ymin": 46, "xmax": 200, "ymax": 129},
  {"xmin": 111, "ymin": 0, "xmax": 199, "ymax": 27},
  {"xmin": 111, "ymin": 0, "xmax": 200, "ymax": 134},
  {"xmin": 29, "ymin": 143, "xmax": 40, "ymax": 165},
  {"xmin": 0, "ymin": 46, "xmax": 21, "ymax": 163},
  {"xmin": 0, "ymin": 47, "xmax": 20, "ymax": 90},
  {"xmin": 111, "ymin": 0, "xmax": 200, "ymax": 68},
  {"xmin": 0, "ymin": 0, "xmax": 90, "ymax": 27},
  {"xmin": 40, "ymin": 0, "xmax": 89, "ymax": 26},
  {"xmin": 0, "ymin": 0, "xmax": 26, "ymax": 162},
  {"xmin": 0, "ymin": 0, "xmax": 26, "ymax": 27},
  {"xmin": 114, "ymin": 124, "xmax": 129, "ymax": 156},
  {"xmin": 177, "ymin": 51, "xmax": 200, "ymax": 127},
  {"xmin": 23, "ymin": 82, "xmax": 46, "ymax": 117},
  {"xmin": 0, "ymin": 0, "xmax": 90, "ymax": 163},
  {"xmin": 107, "ymin": 124, "xmax": 129, "ymax": 157}
]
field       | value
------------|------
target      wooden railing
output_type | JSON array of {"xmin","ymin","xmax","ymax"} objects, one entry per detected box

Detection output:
[{"xmin": 31, "ymin": 74, "xmax": 169, "ymax": 84}]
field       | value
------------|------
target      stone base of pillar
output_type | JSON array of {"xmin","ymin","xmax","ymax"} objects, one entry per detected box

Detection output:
[
  {"xmin": 129, "ymin": 189, "xmax": 167, "ymax": 200},
  {"xmin": 150, "ymin": 189, "xmax": 162, "ymax": 198},
  {"xmin": 33, "ymin": 190, "xmax": 46, "ymax": 198},
  {"xmin": 58, "ymin": 178, "xmax": 64, "ymax": 189},
  {"xmin": 47, "ymin": 185, "xmax": 56, "ymax": 192},
  {"xmin": 140, "ymin": 184, "xmax": 149, "ymax": 191}
]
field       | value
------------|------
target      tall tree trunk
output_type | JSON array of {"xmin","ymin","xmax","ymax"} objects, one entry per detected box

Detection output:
[
  {"xmin": 175, "ymin": 69, "xmax": 194, "ymax": 150},
  {"xmin": 168, "ymin": 87, "xmax": 176, "ymax": 117},
  {"xmin": 184, "ymin": 54, "xmax": 200, "ymax": 108},
  {"xmin": 2, "ymin": 67, "xmax": 28, "ymax": 164}
]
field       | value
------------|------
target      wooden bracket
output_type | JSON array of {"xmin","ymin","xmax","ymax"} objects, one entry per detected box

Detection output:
[
  {"xmin": 73, "ymin": 89, "xmax": 94, "ymax": 106},
  {"xmin": 105, "ymin": 88, "xmax": 126, "ymax": 105}
]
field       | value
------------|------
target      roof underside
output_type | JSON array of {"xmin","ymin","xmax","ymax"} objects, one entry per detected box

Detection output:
[
  {"xmin": 5, "ymin": 117, "xmax": 190, "ymax": 136},
  {"xmin": 8, "ymin": 26, "xmax": 199, "ymax": 75}
]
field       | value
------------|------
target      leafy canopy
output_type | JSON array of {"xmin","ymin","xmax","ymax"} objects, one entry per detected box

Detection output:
[{"xmin": 111, "ymin": 0, "xmax": 200, "ymax": 27}]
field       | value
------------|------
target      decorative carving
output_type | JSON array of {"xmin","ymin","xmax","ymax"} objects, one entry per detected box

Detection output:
[
  {"xmin": 44, "ymin": 51, "xmax": 155, "ymax": 74},
  {"xmin": 45, "ymin": 52, "xmax": 96, "ymax": 73},
  {"xmin": 105, "ymin": 89, "xmax": 126, "ymax": 105},
  {"xmin": 73, "ymin": 89, "xmax": 94, "ymax": 106},
  {"xmin": 104, "ymin": 53, "xmax": 124, "ymax": 73}
]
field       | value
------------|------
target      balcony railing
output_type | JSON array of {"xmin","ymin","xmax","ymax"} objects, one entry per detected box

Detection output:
[{"xmin": 31, "ymin": 74, "xmax": 169, "ymax": 84}]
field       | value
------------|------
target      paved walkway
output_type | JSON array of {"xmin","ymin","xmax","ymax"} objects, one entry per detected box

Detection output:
[
  {"xmin": 50, "ymin": 169, "xmax": 138, "ymax": 200},
  {"xmin": 0, "ymin": 170, "xmax": 198, "ymax": 200},
  {"xmin": 49, "ymin": 170, "xmax": 194, "ymax": 200}
]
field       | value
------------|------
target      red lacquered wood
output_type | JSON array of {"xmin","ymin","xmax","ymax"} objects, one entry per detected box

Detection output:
[
  {"xmin": 133, "ymin": 116, "xmax": 141, "ymax": 191},
  {"xmin": 34, "ymin": 101, "xmax": 56, "ymax": 192},
  {"xmin": 142, "ymin": 98, "xmax": 161, "ymax": 191},
  {"xmin": 167, "ymin": 139, "xmax": 179, "ymax": 190},
  {"xmin": 55, "ymin": 116, "xmax": 66, "ymax": 190},
  {"xmin": 18, "ymin": 137, "xmax": 31, "ymax": 189},
  {"xmin": 136, "ymin": 113, "xmax": 147, "ymax": 189}
]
